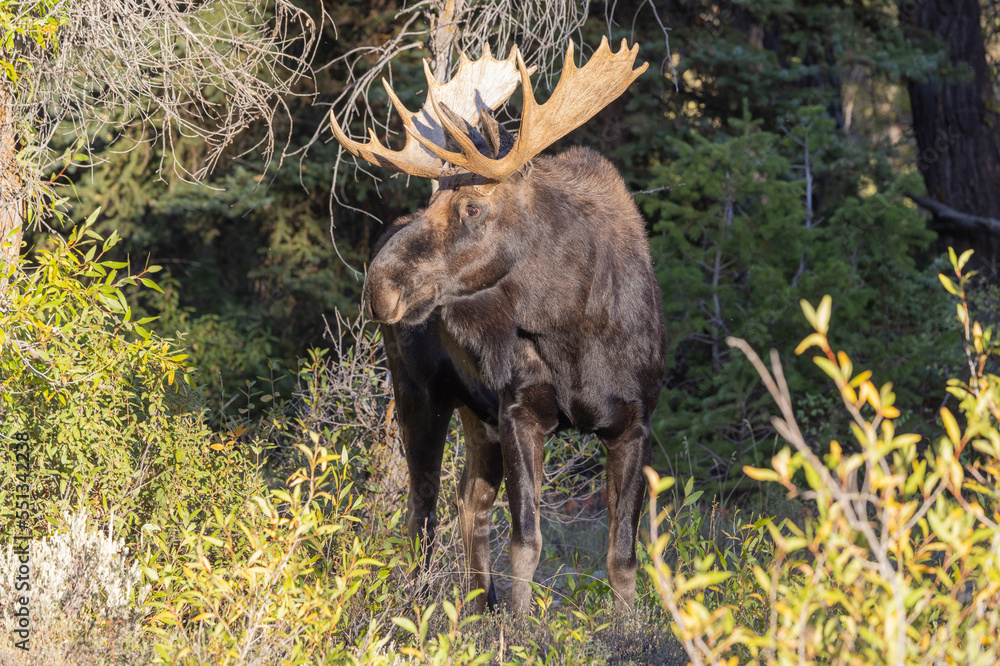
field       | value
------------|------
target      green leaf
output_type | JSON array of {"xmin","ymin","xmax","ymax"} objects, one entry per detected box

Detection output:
[
  {"xmin": 84, "ymin": 208, "xmax": 102, "ymax": 227},
  {"xmin": 139, "ymin": 277, "xmax": 164, "ymax": 293},
  {"xmin": 682, "ymin": 490, "xmax": 703, "ymax": 508},
  {"xmin": 442, "ymin": 600, "xmax": 457, "ymax": 625},
  {"xmin": 391, "ymin": 617, "xmax": 418, "ymax": 636},
  {"xmin": 103, "ymin": 230, "xmax": 121, "ymax": 252}
]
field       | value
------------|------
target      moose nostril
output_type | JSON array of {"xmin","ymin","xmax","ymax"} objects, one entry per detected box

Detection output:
[
  {"xmin": 382, "ymin": 287, "xmax": 404, "ymax": 324},
  {"xmin": 364, "ymin": 280, "xmax": 405, "ymax": 324}
]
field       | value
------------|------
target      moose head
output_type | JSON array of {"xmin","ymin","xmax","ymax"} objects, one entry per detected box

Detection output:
[{"xmin": 331, "ymin": 38, "xmax": 665, "ymax": 614}]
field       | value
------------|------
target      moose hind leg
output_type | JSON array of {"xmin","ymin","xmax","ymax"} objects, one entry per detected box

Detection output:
[
  {"xmin": 456, "ymin": 407, "xmax": 504, "ymax": 612},
  {"xmin": 604, "ymin": 421, "xmax": 653, "ymax": 613}
]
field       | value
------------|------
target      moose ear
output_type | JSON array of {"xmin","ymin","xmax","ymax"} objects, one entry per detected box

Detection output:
[{"xmin": 478, "ymin": 108, "xmax": 515, "ymax": 159}]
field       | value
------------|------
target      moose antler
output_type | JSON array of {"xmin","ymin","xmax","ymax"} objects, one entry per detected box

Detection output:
[
  {"xmin": 411, "ymin": 37, "xmax": 648, "ymax": 183},
  {"xmin": 330, "ymin": 44, "xmax": 535, "ymax": 180}
]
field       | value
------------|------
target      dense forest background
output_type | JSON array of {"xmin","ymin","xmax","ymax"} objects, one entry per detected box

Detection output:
[{"xmin": 23, "ymin": 0, "xmax": 1000, "ymax": 486}]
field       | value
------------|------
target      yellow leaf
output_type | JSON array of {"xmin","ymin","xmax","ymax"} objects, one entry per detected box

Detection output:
[
  {"xmin": 859, "ymin": 381, "xmax": 880, "ymax": 410},
  {"xmin": 150, "ymin": 611, "xmax": 177, "ymax": 625},
  {"xmin": 940, "ymin": 407, "xmax": 961, "ymax": 445},
  {"xmin": 830, "ymin": 440, "xmax": 842, "ymax": 458},
  {"xmin": 815, "ymin": 294, "xmax": 832, "ymax": 334},
  {"xmin": 813, "ymin": 356, "xmax": 841, "ymax": 382},
  {"xmin": 743, "ymin": 465, "xmax": 781, "ymax": 483},
  {"xmin": 850, "ymin": 422, "xmax": 871, "ymax": 447},
  {"xmin": 643, "ymin": 466, "xmax": 675, "ymax": 494},
  {"xmin": 837, "ymin": 351, "xmax": 852, "ymax": 380},
  {"xmin": 795, "ymin": 332, "xmax": 827, "ymax": 355},
  {"xmin": 881, "ymin": 419, "xmax": 895, "ymax": 442},
  {"xmin": 800, "ymin": 298, "xmax": 818, "ymax": 329},
  {"xmin": 894, "ymin": 433, "xmax": 922, "ymax": 448},
  {"xmin": 210, "ymin": 443, "xmax": 225, "ymax": 451},
  {"xmin": 938, "ymin": 273, "xmax": 959, "ymax": 296}
]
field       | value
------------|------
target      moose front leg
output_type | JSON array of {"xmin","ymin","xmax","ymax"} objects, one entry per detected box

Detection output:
[
  {"xmin": 500, "ymin": 383, "xmax": 558, "ymax": 613},
  {"xmin": 395, "ymin": 391, "xmax": 454, "ymax": 570},
  {"xmin": 603, "ymin": 418, "xmax": 653, "ymax": 613},
  {"xmin": 456, "ymin": 407, "xmax": 504, "ymax": 612}
]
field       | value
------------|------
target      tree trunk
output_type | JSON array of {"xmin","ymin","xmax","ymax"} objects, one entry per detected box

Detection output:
[
  {"xmin": 905, "ymin": 0, "xmax": 1000, "ymax": 277},
  {"xmin": 429, "ymin": 0, "xmax": 466, "ymax": 83},
  {"xmin": 427, "ymin": 0, "xmax": 465, "ymax": 194},
  {"xmin": 1, "ymin": 83, "xmax": 23, "ymax": 273}
]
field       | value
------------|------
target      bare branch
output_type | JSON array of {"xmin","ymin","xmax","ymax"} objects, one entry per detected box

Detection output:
[{"xmin": 5, "ymin": 0, "xmax": 320, "ymax": 226}]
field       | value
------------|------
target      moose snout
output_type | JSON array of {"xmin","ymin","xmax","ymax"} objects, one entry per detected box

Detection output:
[{"xmin": 363, "ymin": 271, "xmax": 405, "ymax": 324}]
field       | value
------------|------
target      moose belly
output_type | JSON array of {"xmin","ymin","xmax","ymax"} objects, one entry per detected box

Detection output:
[{"xmin": 436, "ymin": 318, "xmax": 638, "ymax": 440}]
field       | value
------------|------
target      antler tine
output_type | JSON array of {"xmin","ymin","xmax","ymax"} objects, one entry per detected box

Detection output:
[
  {"xmin": 408, "ymin": 36, "xmax": 648, "ymax": 183},
  {"xmin": 329, "ymin": 88, "xmax": 447, "ymax": 179}
]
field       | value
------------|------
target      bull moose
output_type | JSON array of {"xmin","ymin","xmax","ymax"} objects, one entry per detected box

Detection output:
[{"xmin": 330, "ymin": 37, "xmax": 666, "ymax": 613}]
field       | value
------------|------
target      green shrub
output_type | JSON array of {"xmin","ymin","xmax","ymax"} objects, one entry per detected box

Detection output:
[{"xmin": 0, "ymin": 210, "xmax": 259, "ymax": 540}]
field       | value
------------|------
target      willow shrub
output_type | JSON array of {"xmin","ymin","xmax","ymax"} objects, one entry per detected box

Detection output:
[
  {"xmin": 0, "ymin": 210, "xmax": 258, "ymax": 541},
  {"xmin": 142, "ymin": 433, "xmax": 412, "ymax": 664},
  {"xmin": 645, "ymin": 248, "xmax": 1000, "ymax": 665}
]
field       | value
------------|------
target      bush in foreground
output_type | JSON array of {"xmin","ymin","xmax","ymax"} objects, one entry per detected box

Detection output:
[{"xmin": 646, "ymin": 248, "xmax": 1000, "ymax": 665}]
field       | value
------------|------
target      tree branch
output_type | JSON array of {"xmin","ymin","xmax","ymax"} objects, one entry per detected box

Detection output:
[{"xmin": 906, "ymin": 193, "xmax": 1000, "ymax": 236}]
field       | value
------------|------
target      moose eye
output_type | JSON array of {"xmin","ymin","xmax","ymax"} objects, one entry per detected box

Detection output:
[{"xmin": 465, "ymin": 205, "xmax": 480, "ymax": 218}]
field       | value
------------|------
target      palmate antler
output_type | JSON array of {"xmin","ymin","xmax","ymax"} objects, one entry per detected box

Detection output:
[
  {"xmin": 330, "ymin": 44, "xmax": 535, "ymax": 180},
  {"xmin": 330, "ymin": 37, "xmax": 647, "ymax": 182},
  {"xmin": 417, "ymin": 37, "xmax": 648, "ymax": 182}
]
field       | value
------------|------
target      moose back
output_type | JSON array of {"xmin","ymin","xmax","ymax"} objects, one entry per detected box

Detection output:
[{"xmin": 331, "ymin": 38, "xmax": 665, "ymax": 613}]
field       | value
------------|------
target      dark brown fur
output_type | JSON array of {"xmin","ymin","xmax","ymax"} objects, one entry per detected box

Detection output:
[{"xmin": 365, "ymin": 146, "xmax": 666, "ymax": 612}]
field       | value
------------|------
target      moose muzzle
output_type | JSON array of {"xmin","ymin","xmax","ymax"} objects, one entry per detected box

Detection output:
[{"xmin": 362, "ymin": 269, "xmax": 405, "ymax": 324}]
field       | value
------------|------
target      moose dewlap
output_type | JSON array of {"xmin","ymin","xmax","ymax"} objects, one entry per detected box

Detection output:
[{"xmin": 331, "ymin": 37, "xmax": 666, "ymax": 613}]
